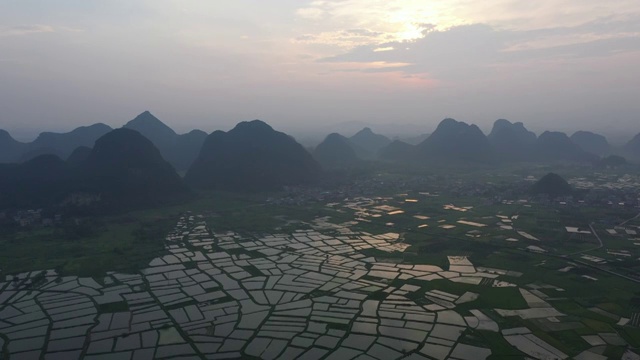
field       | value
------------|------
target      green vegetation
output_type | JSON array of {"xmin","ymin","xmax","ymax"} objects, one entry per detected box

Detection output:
[
  {"xmin": 0, "ymin": 190, "xmax": 354, "ymax": 276},
  {"xmin": 2, "ymin": 163, "xmax": 639, "ymax": 357},
  {"xmin": 419, "ymin": 279, "xmax": 529, "ymax": 310},
  {"xmin": 97, "ymin": 301, "xmax": 129, "ymax": 313},
  {"xmin": 474, "ymin": 331, "xmax": 526, "ymax": 359},
  {"xmin": 0, "ymin": 216, "xmax": 168, "ymax": 276},
  {"xmin": 620, "ymin": 327, "xmax": 640, "ymax": 347}
]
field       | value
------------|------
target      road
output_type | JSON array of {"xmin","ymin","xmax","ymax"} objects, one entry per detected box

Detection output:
[
  {"xmin": 619, "ymin": 212, "xmax": 640, "ymax": 227},
  {"xmin": 565, "ymin": 222, "xmax": 604, "ymax": 256},
  {"xmin": 560, "ymin": 223, "xmax": 640, "ymax": 284}
]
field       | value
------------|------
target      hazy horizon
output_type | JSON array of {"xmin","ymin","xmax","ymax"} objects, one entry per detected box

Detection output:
[
  {"xmin": 4, "ymin": 110, "xmax": 638, "ymax": 147},
  {"xmin": 2, "ymin": 1, "xmax": 640, "ymax": 142}
]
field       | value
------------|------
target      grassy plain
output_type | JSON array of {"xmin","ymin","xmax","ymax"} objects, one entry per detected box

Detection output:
[{"xmin": 0, "ymin": 190, "xmax": 354, "ymax": 276}]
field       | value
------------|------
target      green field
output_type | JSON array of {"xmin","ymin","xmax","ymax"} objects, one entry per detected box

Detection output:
[{"xmin": 0, "ymin": 190, "xmax": 356, "ymax": 276}]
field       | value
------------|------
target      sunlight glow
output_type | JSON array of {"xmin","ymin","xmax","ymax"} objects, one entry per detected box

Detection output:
[{"xmin": 294, "ymin": 1, "xmax": 466, "ymax": 47}]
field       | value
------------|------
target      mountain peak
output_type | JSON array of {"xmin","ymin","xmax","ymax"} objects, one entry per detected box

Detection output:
[
  {"xmin": 350, "ymin": 127, "xmax": 391, "ymax": 156},
  {"xmin": 622, "ymin": 132, "xmax": 640, "ymax": 160},
  {"xmin": 439, "ymin": 118, "xmax": 462, "ymax": 128},
  {"xmin": 88, "ymin": 128, "xmax": 166, "ymax": 167},
  {"xmin": 539, "ymin": 131, "xmax": 568, "ymax": 141},
  {"xmin": 186, "ymin": 121, "xmax": 319, "ymax": 191},
  {"xmin": 487, "ymin": 119, "xmax": 536, "ymax": 160},
  {"xmin": 80, "ymin": 128, "xmax": 187, "ymax": 207},
  {"xmin": 429, "ymin": 118, "xmax": 478, "ymax": 135},
  {"xmin": 124, "ymin": 111, "xmax": 177, "ymax": 137},
  {"xmin": 0, "ymin": 129, "xmax": 16, "ymax": 142},
  {"xmin": 326, "ymin": 132, "xmax": 347, "ymax": 141},
  {"xmin": 531, "ymin": 173, "xmax": 573, "ymax": 197},
  {"xmin": 417, "ymin": 118, "xmax": 493, "ymax": 162},
  {"xmin": 123, "ymin": 112, "xmax": 206, "ymax": 172},
  {"xmin": 232, "ymin": 119, "xmax": 274, "ymax": 133},
  {"xmin": 535, "ymin": 131, "xmax": 597, "ymax": 163},
  {"xmin": 313, "ymin": 133, "xmax": 359, "ymax": 168},
  {"xmin": 570, "ymin": 130, "xmax": 610, "ymax": 156},
  {"xmin": 493, "ymin": 119, "xmax": 512, "ymax": 127},
  {"xmin": 133, "ymin": 110, "xmax": 156, "ymax": 121}
]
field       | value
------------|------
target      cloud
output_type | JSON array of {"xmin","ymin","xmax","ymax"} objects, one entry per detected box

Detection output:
[
  {"xmin": 293, "ymin": 28, "xmax": 388, "ymax": 47},
  {"xmin": 294, "ymin": 0, "xmax": 460, "ymax": 46},
  {"xmin": 292, "ymin": 0, "xmax": 640, "ymax": 51},
  {"xmin": 296, "ymin": 7, "xmax": 325, "ymax": 20},
  {"xmin": 319, "ymin": 16, "xmax": 640, "ymax": 81},
  {"xmin": 0, "ymin": 24, "xmax": 55, "ymax": 37}
]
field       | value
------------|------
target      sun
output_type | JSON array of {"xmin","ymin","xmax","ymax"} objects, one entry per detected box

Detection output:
[
  {"xmin": 383, "ymin": 8, "xmax": 438, "ymax": 42},
  {"xmin": 383, "ymin": 3, "xmax": 462, "ymax": 42},
  {"xmin": 396, "ymin": 23, "xmax": 429, "ymax": 42}
]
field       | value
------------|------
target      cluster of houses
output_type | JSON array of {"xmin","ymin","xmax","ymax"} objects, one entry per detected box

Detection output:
[{"xmin": 0, "ymin": 209, "xmax": 62, "ymax": 228}]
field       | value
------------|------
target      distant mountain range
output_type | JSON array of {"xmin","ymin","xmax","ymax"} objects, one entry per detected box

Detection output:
[
  {"xmin": 348, "ymin": 118, "xmax": 639, "ymax": 164},
  {"xmin": 79, "ymin": 128, "xmax": 188, "ymax": 208},
  {"xmin": 5, "ymin": 113, "xmax": 640, "ymax": 171},
  {"xmin": 349, "ymin": 127, "xmax": 391, "ymax": 155},
  {"xmin": 2, "ymin": 113, "xmax": 640, "ymax": 209},
  {"xmin": 377, "ymin": 118, "xmax": 495, "ymax": 164},
  {"xmin": 313, "ymin": 133, "xmax": 361, "ymax": 169},
  {"xmin": 398, "ymin": 133, "xmax": 430, "ymax": 146},
  {"xmin": 0, "ymin": 130, "xmax": 27, "ymax": 163},
  {"xmin": 570, "ymin": 131, "xmax": 611, "ymax": 156},
  {"xmin": 123, "ymin": 111, "xmax": 207, "ymax": 172},
  {"xmin": 186, "ymin": 120, "xmax": 320, "ymax": 191},
  {"xmin": 1, "ymin": 117, "xmax": 323, "ymax": 210},
  {"xmin": 66, "ymin": 146, "xmax": 92, "ymax": 165},
  {"xmin": 312, "ymin": 127, "xmax": 397, "ymax": 168},
  {"xmin": 417, "ymin": 118, "xmax": 495, "ymax": 163},
  {"xmin": 533, "ymin": 131, "xmax": 597, "ymax": 163},
  {"xmin": 0, "ymin": 128, "xmax": 188, "ymax": 211},
  {"xmin": 623, "ymin": 133, "xmax": 640, "ymax": 160},
  {"xmin": 0, "ymin": 111, "xmax": 206, "ymax": 172},
  {"xmin": 0, "ymin": 124, "xmax": 112, "ymax": 163},
  {"xmin": 488, "ymin": 119, "xmax": 536, "ymax": 161}
]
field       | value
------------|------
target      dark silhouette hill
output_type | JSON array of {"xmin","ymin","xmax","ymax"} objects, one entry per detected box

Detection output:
[
  {"xmin": 19, "ymin": 147, "xmax": 60, "ymax": 163},
  {"xmin": 66, "ymin": 146, "xmax": 92, "ymax": 166},
  {"xmin": 534, "ymin": 131, "xmax": 598, "ymax": 163},
  {"xmin": 123, "ymin": 111, "xmax": 177, "ymax": 148},
  {"xmin": 0, "ymin": 155, "xmax": 74, "ymax": 208},
  {"xmin": 531, "ymin": 173, "xmax": 573, "ymax": 197},
  {"xmin": 378, "ymin": 140, "xmax": 417, "ymax": 162},
  {"xmin": 0, "ymin": 130, "xmax": 27, "ymax": 163},
  {"xmin": 80, "ymin": 129, "xmax": 188, "ymax": 206},
  {"xmin": 186, "ymin": 120, "xmax": 320, "ymax": 191},
  {"xmin": 349, "ymin": 127, "xmax": 391, "ymax": 156},
  {"xmin": 623, "ymin": 133, "xmax": 640, "ymax": 161},
  {"xmin": 488, "ymin": 119, "xmax": 536, "ymax": 161},
  {"xmin": 123, "ymin": 111, "xmax": 207, "ymax": 172},
  {"xmin": 400, "ymin": 133, "xmax": 430, "ymax": 145},
  {"xmin": 417, "ymin": 118, "xmax": 494, "ymax": 162},
  {"xmin": 174, "ymin": 129, "xmax": 209, "ymax": 171},
  {"xmin": 25, "ymin": 123, "xmax": 113, "ymax": 161},
  {"xmin": 570, "ymin": 131, "xmax": 611, "ymax": 156},
  {"xmin": 0, "ymin": 129, "xmax": 189, "ymax": 210},
  {"xmin": 313, "ymin": 133, "xmax": 360, "ymax": 168}
]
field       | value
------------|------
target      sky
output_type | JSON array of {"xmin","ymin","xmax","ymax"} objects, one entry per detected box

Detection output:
[{"xmin": 1, "ymin": 0, "xmax": 640, "ymax": 141}]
